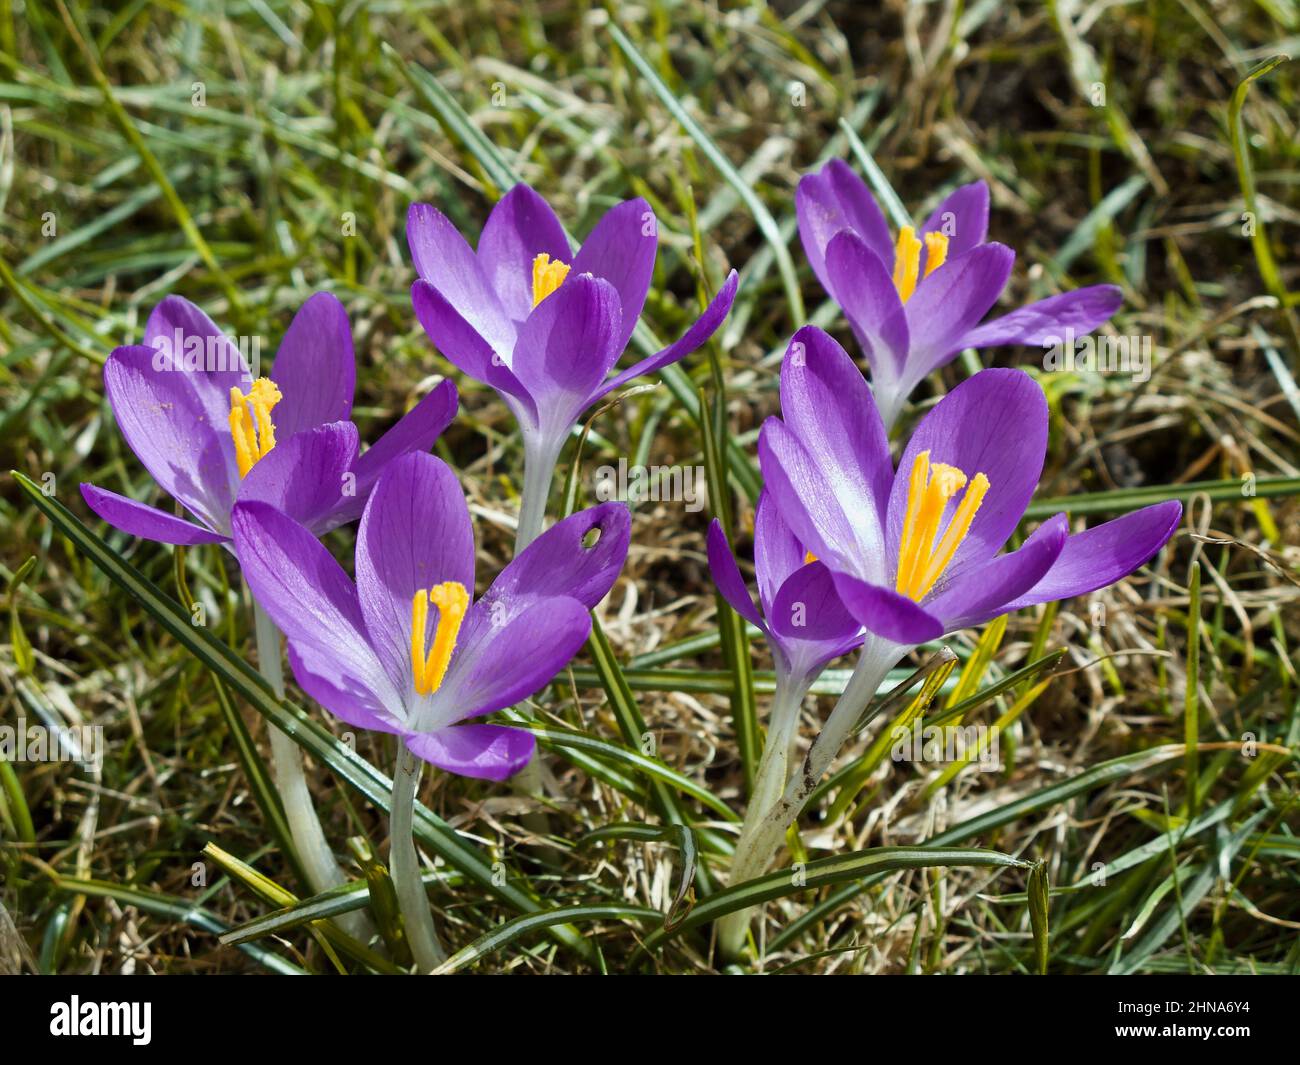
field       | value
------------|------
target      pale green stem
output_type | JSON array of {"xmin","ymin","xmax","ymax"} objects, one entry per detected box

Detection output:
[
  {"xmin": 717, "ymin": 639, "xmax": 906, "ymax": 960},
  {"xmin": 390, "ymin": 740, "xmax": 447, "ymax": 972},
  {"xmin": 253, "ymin": 597, "xmax": 374, "ymax": 943}
]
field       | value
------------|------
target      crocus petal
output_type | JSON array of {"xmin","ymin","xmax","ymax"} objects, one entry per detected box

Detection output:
[
  {"xmin": 404, "ymin": 723, "xmax": 536, "ymax": 781},
  {"xmin": 230, "ymin": 501, "xmax": 401, "ymax": 716},
  {"xmin": 485, "ymin": 502, "xmax": 631, "ymax": 611},
  {"xmin": 769, "ymin": 561, "xmax": 860, "ymax": 643},
  {"xmin": 961, "ymin": 285, "xmax": 1124, "ymax": 350},
  {"xmin": 103, "ymin": 344, "xmax": 239, "ymax": 530},
  {"xmin": 411, "ymin": 280, "xmax": 539, "ymax": 425},
  {"xmin": 595, "ymin": 270, "xmax": 739, "ymax": 400},
  {"xmin": 752, "ymin": 489, "xmax": 805, "ymax": 612},
  {"xmin": 917, "ymin": 181, "xmax": 989, "ymax": 264},
  {"xmin": 822, "ymin": 232, "xmax": 909, "ymax": 380},
  {"xmin": 434, "ymin": 596, "xmax": 593, "ymax": 724},
  {"xmin": 796, "ymin": 159, "xmax": 895, "ymax": 295},
  {"xmin": 780, "ymin": 326, "xmax": 893, "ymax": 543},
  {"xmin": 705, "ymin": 519, "xmax": 765, "ymax": 629},
  {"xmin": 406, "ymin": 203, "xmax": 516, "ymax": 358},
  {"xmin": 476, "ymin": 185, "xmax": 572, "ymax": 324},
  {"xmin": 887, "ymin": 368, "xmax": 1047, "ymax": 577},
  {"xmin": 270, "ymin": 292, "xmax": 356, "ymax": 439},
  {"xmin": 511, "ymin": 273, "xmax": 622, "ymax": 426},
  {"xmin": 287, "ymin": 642, "xmax": 405, "ymax": 735},
  {"xmin": 1004, "ymin": 501, "xmax": 1182, "ymax": 611},
  {"xmin": 829, "ymin": 573, "xmax": 944, "ymax": 645},
  {"xmin": 903, "ymin": 242, "xmax": 1014, "ymax": 381},
  {"xmin": 922, "ymin": 514, "xmax": 1069, "ymax": 631},
  {"xmin": 237, "ymin": 422, "xmax": 360, "ymax": 534},
  {"xmin": 354, "ymin": 452, "xmax": 475, "ymax": 699},
  {"xmin": 79, "ymin": 484, "xmax": 227, "ymax": 545},
  {"xmin": 144, "ymin": 295, "xmax": 252, "ymax": 433},
  {"xmin": 570, "ymin": 198, "xmax": 658, "ymax": 354},
  {"xmin": 346, "ymin": 378, "xmax": 459, "ymax": 509}
]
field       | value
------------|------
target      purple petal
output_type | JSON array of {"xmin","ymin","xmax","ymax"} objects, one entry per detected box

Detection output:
[
  {"xmin": 103, "ymin": 344, "xmax": 239, "ymax": 530},
  {"xmin": 904, "ymin": 243, "xmax": 1014, "ymax": 380},
  {"xmin": 595, "ymin": 270, "xmax": 739, "ymax": 400},
  {"xmin": 822, "ymin": 232, "xmax": 909, "ymax": 380},
  {"xmin": 486, "ymin": 502, "xmax": 630, "ymax": 611},
  {"xmin": 829, "ymin": 572, "xmax": 944, "ymax": 645},
  {"xmin": 144, "ymin": 296, "xmax": 252, "ymax": 432},
  {"xmin": 411, "ymin": 279, "xmax": 538, "ymax": 424},
  {"xmin": 769, "ymin": 561, "xmax": 861, "ymax": 643},
  {"xmin": 923, "ymin": 514, "xmax": 1069, "ymax": 631},
  {"xmin": 780, "ymin": 326, "xmax": 893, "ymax": 549},
  {"xmin": 437, "ymin": 596, "xmax": 593, "ymax": 720},
  {"xmin": 917, "ymin": 181, "xmax": 989, "ymax": 263},
  {"xmin": 752, "ymin": 489, "xmax": 805, "ymax": 613},
  {"xmin": 887, "ymin": 368, "xmax": 1047, "ymax": 577},
  {"xmin": 287, "ymin": 642, "xmax": 405, "ymax": 735},
  {"xmin": 511, "ymin": 273, "xmax": 622, "ymax": 426},
  {"xmin": 705, "ymin": 519, "xmax": 765, "ymax": 629},
  {"xmin": 476, "ymin": 185, "xmax": 571, "ymax": 324},
  {"xmin": 230, "ymin": 501, "xmax": 400, "ymax": 714},
  {"xmin": 405, "ymin": 723, "xmax": 536, "ymax": 781},
  {"xmin": 80, "ymin": 483, "xmax": 227, "ymax": 545},
  {"xmin": 346, "ymin": 378, "xmax": 458, "ymax": 513},
  {"xmin": 570, "ymin": 198, "xmax": 658, "ymax": 354},
  {"xmin": 1004, "ymin": 501, "xmax": 1182, "ymax": 611},
  {"xmin": 354, "ymin": 452, "xmax": 475, "ymax": 700},
  {"xmin": 236, "ymin": 422, "xmax": 360, "ymax": 534},
  {"xmin": 961, "ymin": 285, "xmax": 1124, "ymax": 350},
  {"xmin": 270, "ymin": 292, "xmax": 355, "ymax": 439},
  {"xmin": 406, "ymin": 203, "xmax": 517, "ymax": 357},
  {"xmin": 796, "ymin": 160, "xmax": 895, "ymax": 297}
]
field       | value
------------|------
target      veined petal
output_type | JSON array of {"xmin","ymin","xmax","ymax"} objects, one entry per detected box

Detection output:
[
  {"xmin": 829, "ymin": 572, "xmax": 944, "ymax": 645},
  {"xmin": 1003, "ymin": 501, "xmax": 1182, "ymax": 611},
  {"xmin": 570, "ymin": 198, "xmax": 658, "ymax": 354},
  {"xmin": 354, "ymin": 452, "xmax": 475, "ymax": 700},
  {"xmin": 79, "ymin": 484, "xmax": 227, "ymax": 545},
  {"xmin": 595, "ymin": 270, "xmax": 739, "ymax": 401},
  {"xmin": 887, "ymin": 368, "xmax": 1047, "ymax": 576},
  {"xmin": 917, "ymin": 181, "xmax": 989, "ymax": 263},
  {"xmin": 236, "ymin": 422, "xmax": 360, "ymax": 534},
  {"xmin": 769, "ymin": 561, "xmax": 861, "ymax": 643},
  {"xmin": 406, "ymin": 202, "xmax": 516, "ymax": 358},
  {"xmin": 961, "ymin": 285, "xmax": 1124, "ymax": 350},
  {"xmin": 752, "ymin": 489, "xmax": 805, "ymax": 614},
  {"xmin": 287, "ymin": 642, "xmax": 406, "ymax": 735},
  {"xmin": 477, "ymin": 185, "xmax": 571, "ymax": 324},
  {"xmin": 796, "ymin": 160, "xmax": 895, "ymax": 295},
  {"xmin": 822, "ymin": 232, "xmax": 909, "ymax": 379},
  {"xmin": 270, "ymin": 292, "xmax": 356, "ymax": 439},
  {"xmin": 405, "ymin": 723, "xmax": 536, "ymax": 781},
  {"xmin": 705, "ymin": 519, "xmax": 765, "ymax": 629}
]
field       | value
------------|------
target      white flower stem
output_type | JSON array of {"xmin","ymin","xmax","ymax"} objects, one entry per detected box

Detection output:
[
  {"xmin": 390, "ymin": 740, "xmax": 447, "ymax": 972},
  {"xmin": 717, "ymin": 640, "xmax": 905, "ymax": 960},
  {"xmin": 252, "ymin": 597, "xmax": 374, "ymax": 943}
]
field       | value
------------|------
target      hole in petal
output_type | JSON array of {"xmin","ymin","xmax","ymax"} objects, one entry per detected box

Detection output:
[{"xmin": 581, "ymin": 525, "xmax": 602, "ymax": 550}]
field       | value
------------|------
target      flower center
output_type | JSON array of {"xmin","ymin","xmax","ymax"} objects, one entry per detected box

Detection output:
[
  {"xmin": 531, "ymin": 253, "xmax": 571, "ymax": 307},
  {"xmin": 228, "ymin": 378, "xmax": 283, "ymax": 478},
  {"xmin": 410, "ymin": 581, "xmax": 469, "ymax": 696},
  {"xmin": 891, "ymin": 226, "xmax": 949, "ymax": 303},
  {"xmin": 895, "ymin": 449, "xmax": 989, "ymax": 601}
]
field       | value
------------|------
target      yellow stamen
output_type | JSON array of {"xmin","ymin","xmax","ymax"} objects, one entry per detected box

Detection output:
[
  {"xmin": 894, "ymin": 450, "xmax": 989, "ymax": 601},
  {"xmin": 804, "ymin": 551, "xmax": 818, "ymax": 565},
  {"xmin": 228, "ymin": 377, "xmax": 283, "ymax": 478},
  {"xmin": 531, "ymin": 253, "xmax": 571, "ymax": 307},
  {"xmin": 410, "ymin": 581, "xmax": 470, "ymax": 696},
  {"xmin": 923, "ymin": 231, "xmax": 949, "ymax": 277},
  {"xmin": 891, "ymin": 226, "xmax": 923, "ymax": 303}
]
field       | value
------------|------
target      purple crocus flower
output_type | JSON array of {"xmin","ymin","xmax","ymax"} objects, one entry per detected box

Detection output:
[
  {"xmin": 80, "ymin": 293, "xmax": 457, "ymax": 546},
  {"xmin": 707, "ymin": 494, "xmax": 862, "ymax": 689},
  {"xmin": 230, "ymin": 451, "xmax": 631, "ymax": 780},
  {"xmin": 407, "ymin": 184, "xmax": 739, "ymax": 548},
  {"xmin": 797, "ymin": 160, "xmax": 1123, "ymax": 427}
]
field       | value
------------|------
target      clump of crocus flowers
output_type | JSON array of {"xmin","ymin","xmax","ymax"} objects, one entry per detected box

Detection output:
[{"xmin": 79, "ymin": 164, "xmax": 1179, "ymax": 972}]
